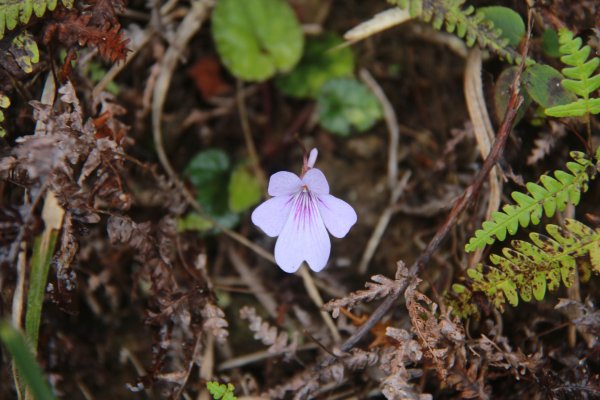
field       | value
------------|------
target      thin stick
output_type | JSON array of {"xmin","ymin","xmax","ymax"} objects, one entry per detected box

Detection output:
[
  {"xmin": 218, "ymin": 344, "xmax": 319, "ymax": 370},
  {"xmin": 359, "ymin": 69, "xmax": 399, "ymax": 191},
  {"xmin": 358, "ymin": 68, "xmax": 406, "ymax": 274},
  {"xmin": 299, "ymin": 265, "xmax": 342, "ymax": 343},
  {"xmin": 227, "ymin": 246, "xmax": 278, "ymax": 319}
]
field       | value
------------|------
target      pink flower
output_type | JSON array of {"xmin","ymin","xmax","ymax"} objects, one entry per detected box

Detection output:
[{"xmin": 251, "ymin": 150, "xmax": 357, "ymax": 273}]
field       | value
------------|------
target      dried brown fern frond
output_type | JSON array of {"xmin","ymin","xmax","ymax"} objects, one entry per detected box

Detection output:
[
  {"xmin": 324, "ymin": 261, "xmax": 409, "ymax": 318},
  {"xmin": 240, "ymin": 306, "xmax": 298, "ymax": 358}
]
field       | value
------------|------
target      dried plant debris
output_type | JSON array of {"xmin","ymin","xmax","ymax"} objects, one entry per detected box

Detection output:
[
  {"xmin": 1, "ymin": 2, "xmax": 599, "ymax": 399},
  {"xmin": 240, "ymin": 306, "xmax": 297, "ymax": 358},
  {"xmin": 324, "ymin": 261, "xmax": 410, "ymax": 318}
]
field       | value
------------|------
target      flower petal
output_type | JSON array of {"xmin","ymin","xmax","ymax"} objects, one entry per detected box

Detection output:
[
  {"xmin": 251, "ymin": 195, "xmax": 294, "ymax": 237},
  {"xmin": 302, "ymin": 168, "xmax": 329, "ymax": 194},
  {"xmin": 275, "ymin": 192, "xmax": 331, "ymax": 273},
  {"xmin": 268, "ymin": 171, "xmax": 303, "ymax": 196},
  {"xmin": 317, "ymin": 194, "xmax": 357, "ymax": 238}
]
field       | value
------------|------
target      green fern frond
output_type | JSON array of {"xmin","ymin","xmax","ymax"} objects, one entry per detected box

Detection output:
[
  {"xmin": 0, "ymin": 0, "xmax": 74, "ymax": 39},
  {"xmin": 452, "ymin": 219, "xmax": 600, "ymax": 317},
  {"xmin": 545, "ymin": 28, "xmax": 600, "ymax": 117},
  {"xmin": 390, "ymin": 0, "xmax": 521, "ymax": 63},
  {"xmin": 465, "ymin": 150, "xmax": 598, "ymax": 252},
  {"xmin": 207, "ymin": 381, "xmax": 237, "ymax": 400}
]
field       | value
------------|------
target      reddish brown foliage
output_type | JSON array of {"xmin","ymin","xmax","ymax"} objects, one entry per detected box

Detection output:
[{"xmin": 44, "ymin": 2, "xmax": 130, "ymax": 65}]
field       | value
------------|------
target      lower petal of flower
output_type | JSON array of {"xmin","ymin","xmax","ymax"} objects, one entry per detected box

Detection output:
[{"xmin": 275, "ymin": 192, "xmax": 331, "ymax": 273}]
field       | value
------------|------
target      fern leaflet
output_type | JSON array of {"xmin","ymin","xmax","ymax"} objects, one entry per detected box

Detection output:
[
  {"xmin": 545, "ymin": 28, "xmax": 600, "ymax": 117},
  {"xmin": 465, "ymin": 149, "xmax": 598, "ymax": 252},
  {"xmin": 389, "ymin": 0, "xmax": 522, "ymax": 63},
  {"xmin": 452, "ymin": 219, "xmax": 600, "ymax": 318},
  {"xmin": 206, "ymin": 381, "xmax": 237, "ymax": 400},
  {"xmin": 0, "ymin": 0, "xmax": 74, "ymax": 39}
]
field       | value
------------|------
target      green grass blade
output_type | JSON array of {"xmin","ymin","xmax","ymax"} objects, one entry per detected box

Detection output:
[
  {"xmin": 25, "ymin": 232, "xmax": 59, "ymax": 350},
  {"xmin": 0, "ymin": 321, "xmax": 57, "ymax": 400}
]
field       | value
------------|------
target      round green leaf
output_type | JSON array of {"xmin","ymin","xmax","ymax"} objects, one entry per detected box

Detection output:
[
  {"xmin": 316, "ymin": 78, "xmax": 382, "ymax": 136},
  {"xmin": 212, "ymin": 0, "xmax": 304, "ymax": 82},
  {"xmin": 185, "ymin": 149, "xmax": 231, "ymax": 215},
  {"xmin": 522, "ymin": 64, "xmax": 577, "ymax": 109},
  {"xmin": 276, "ymin": 33, "xmax": 355, "ymax": 98},
  {"xmin": 185, "ymin": 149, "xmax": 230, "ymax": 186},
  {"xmin": 228, "ymin": 164, "xmax": 262, "ymax": 213},
  {"xmin": 480, "ymin": 6, "xmax": 525, "ymax": 47}
]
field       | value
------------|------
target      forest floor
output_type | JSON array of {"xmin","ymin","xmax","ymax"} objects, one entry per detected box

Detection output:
[{"xmin": 0, "ymin": 0, "xmax": 599, "ymax": 399}]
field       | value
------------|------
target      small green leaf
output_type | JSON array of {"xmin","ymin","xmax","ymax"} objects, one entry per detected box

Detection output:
[
  {"xmin": 177, "ymin": 213, "xmax": 214, "ymax": 232},
  {"xmin": 522, "ymin": 64, "xmax": 577, "ymax": 109},
  {"xmin": 316, "ymin": 78, "xmax": 382, "ymax": 136},
  {"xmin": 532, "ymin": 272, "xmax": 546, "ymax": 301},
  {"xmin": 498, "ymin": 279, "xmax": 518, "ymax": 306},
  {"xmin": 276, "ymin": 33, "xmax": 355, "ymax": 98},
  {"xmin": 207, "ymin": 381, "xmax": 237, "ymax": 400},
  {"xmin": 546, "ymin": 98, "xmax": 600, "ymax": 117},
  {"xmin": 480, "ymin": 6, "xmax": 525, "ymax": 47},
  {"xmin": 212, "ymin": 0, "xmax": 304, "ymax": 81},
  {"xmin": 185, "ymin": 149, "xmax": 231, "ymax": 215},
  {"xmin": 228, "ymin": 164, "xmax": 262, "ymax": 213},
  {"xmin": 0, "ymin": 321, "xmax": 57, "ymax": 400},
  {"xmin": 186, "ymin": 149, "xmax": 230, "ymax": 186},
  {"xmin": 9, "ymin": 30, "xmax": 39, "ymax": 73},
  {"xmin": 542, "ymin": 29, "xmax": 560, "ymax": 58},
  {"xmin": 0, "ymin": 93, "xmax": 9, "ymax": 109}
]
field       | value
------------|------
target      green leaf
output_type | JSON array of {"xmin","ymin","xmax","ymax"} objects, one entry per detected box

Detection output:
[
  {"xmin": 480, "ymin": 6, "xmax": 524, "ymax": 47},
  {"xmin": 9, "ymin": 30, "xmax": 39, "ymax": 74},
  {"xmin": 316, "ymin": 77, "xmax": 382, "ymax": 136},
  {"xmin": 228, "ymin": 164, "xmax": 262, "ymax": 213},
  {"xmin": 207, "ymin": 381, "xmax": 237, "ymax": 400},
  {"xmin": 522, "ymin": 64, "xmax": 577, "ymax": 109},
  {"xmin": 276, "ymin": 33, "xmax": 355, "ymax": 98},
  {"xmin": 0, "ymin": 0, "xmax": 73, "ymax": 39},
  {"xmin": 177, "ymin": 212, "xmax": 240, "ymax": 234},
  {"xmin": 177, "ymin": 212, "xmax": 214, "ymax": 232},
  {"xmin": 185, "ymin": 149, "xmax": 231, "ymax": 215},
  {"xmin": 498, "ymin": 279, "xmax": 518, "ymax": 306},
  {"xmin": 542, "ymin": 29, "xmax": 560, "ymax": 58},
  {"xmin": 186, "ymin": 149, "xmax": 230, "ymax": 186},
  {"xmin": 211, "ymin": 0, "xmax": 304, "ymax": 81},
  {"xmin": 0, "ymin": 321, "xmax": 57, "ymax": 400},
  {"xmin": 546, "ymin": 98, "xmax": 600, "ymax": 117}
]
